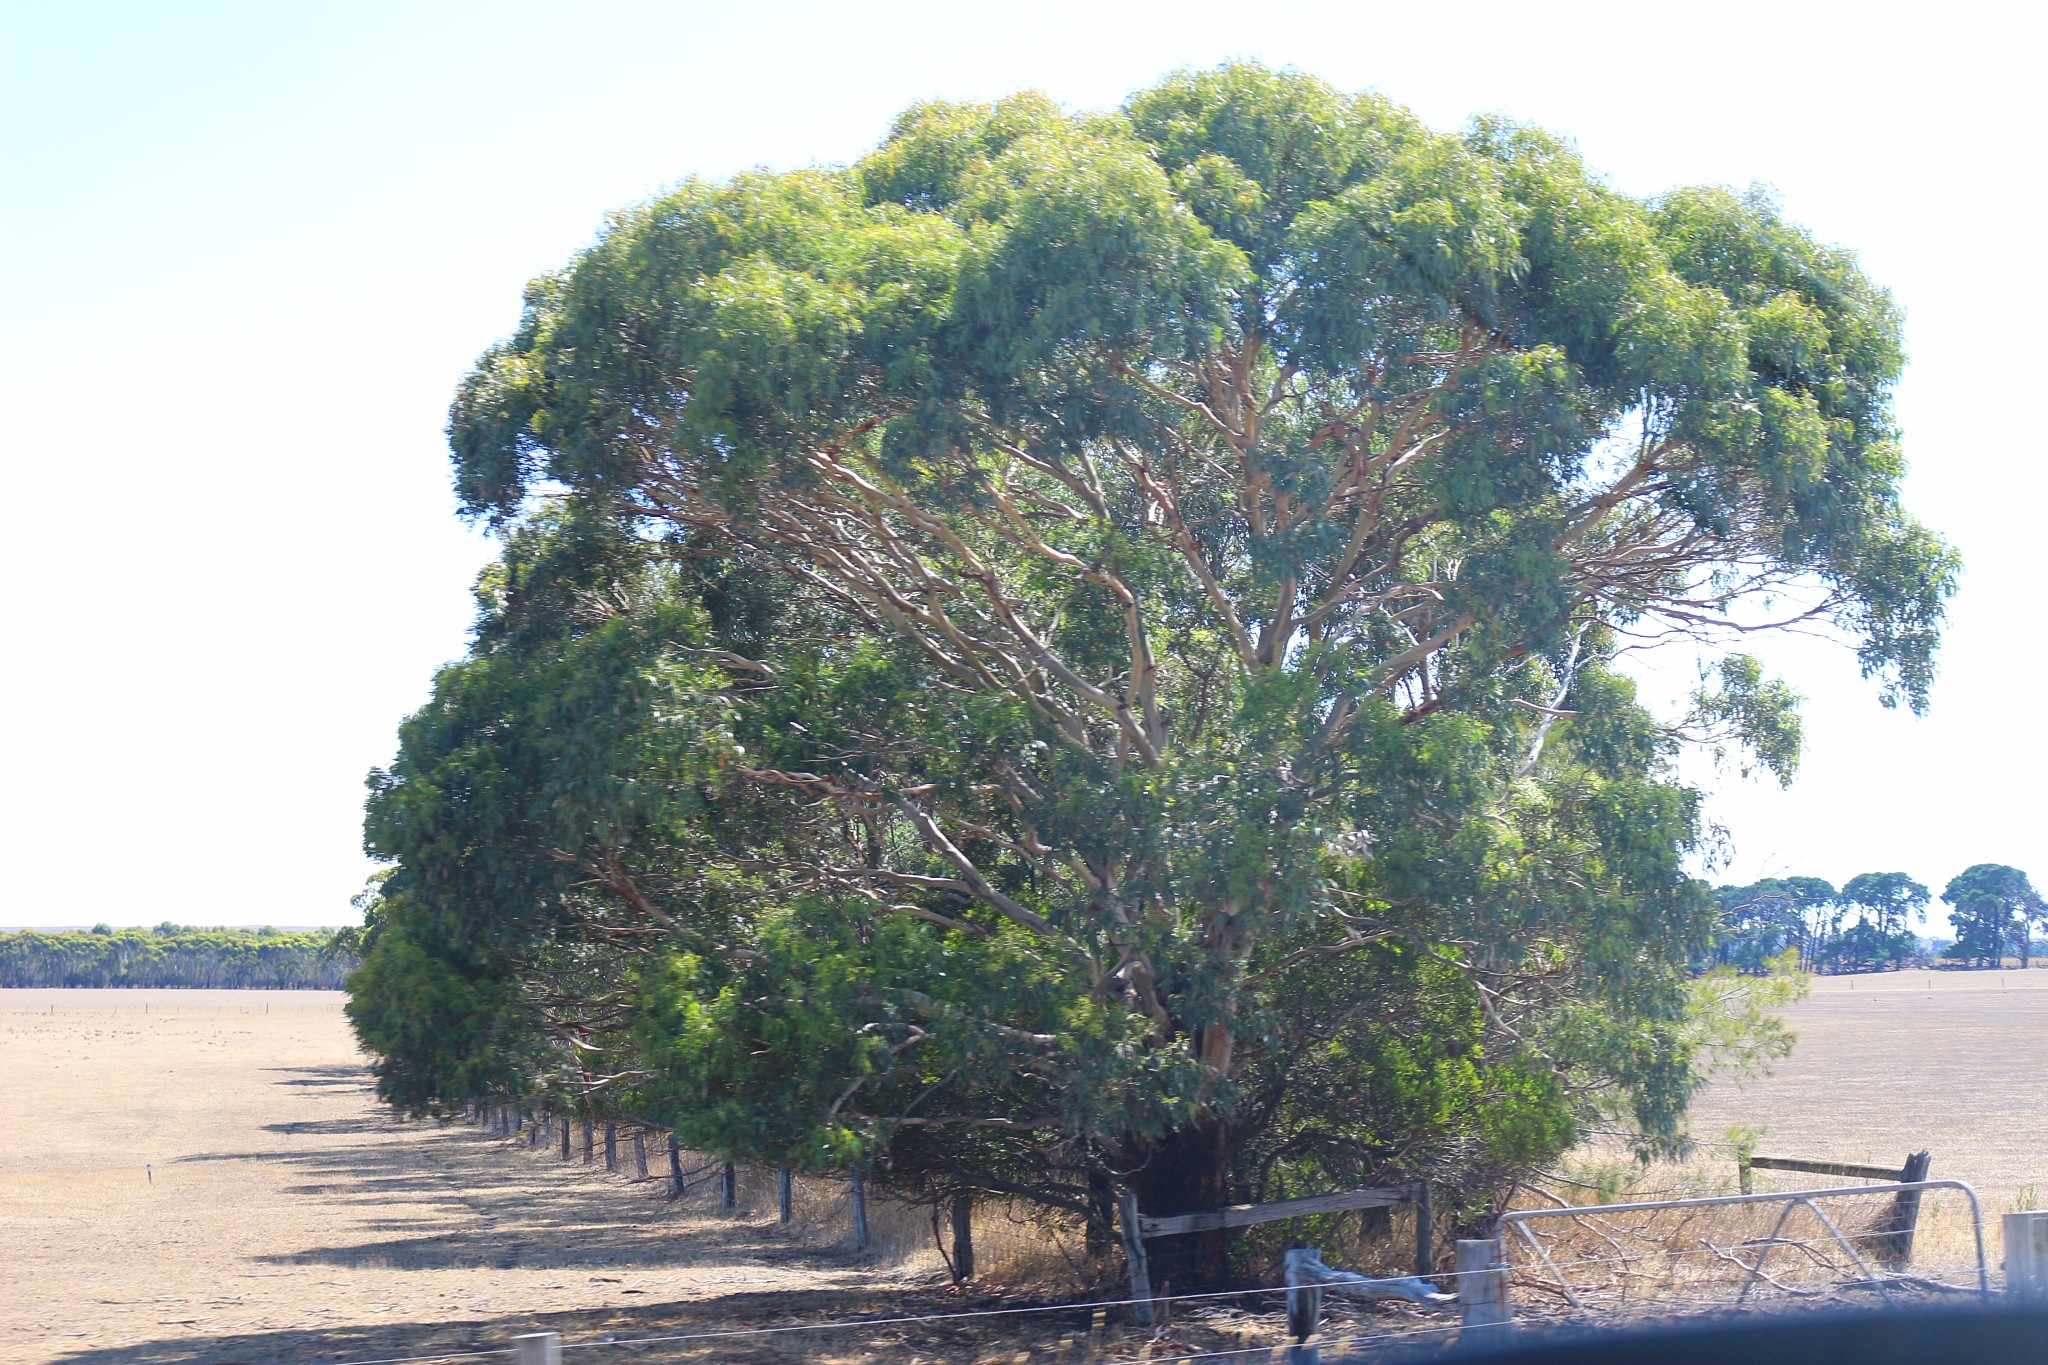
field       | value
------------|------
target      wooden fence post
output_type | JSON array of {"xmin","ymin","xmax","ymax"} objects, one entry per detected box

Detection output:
[
  {"xmin": 581, "ymin": 1119, "xmax": 594, "ymax": 1165},
  {"xmin": 667, "ymin": 1135, "xmax": 684, "ymax": 1199},
  {"xmin": 559, "ymin": 1114, "xmax": 571, "ymax": 1161},
  {"xmin": 720, "ymin": 1161, "xmax": 737, "ymax": 1211},
  {"xmin": 632, "ymin": 1129, "xmax": 649, "ymax": 1181},
  {"xmin": 849, "ymin": 1172, "xmax": 869, "ymax": 1250},
  {"xmin": 778, "ymin": 1168, "xmax": 794, "ymax": 1224},
  {"xmin": 950, "ymin": 1193, "xmax": 976, "ymax": 1282},
  {"xmin": 512, "ymin": 1331, "xmax": 560, "ymax": 1365},
  {"xmin": 1880, "ymin": 1150, "xmax": 1933, "ymax": 1268},
  {"xmin": 1457, "ymin": 1238, "xmax": 1511, "ymax": 1349},
  {"xmin": 1115, "ymin": 1192, "xmax": 1155, "ymax": 1327},
  {"xmin": 2009, "ymin": 1212, "xmax": 2048, "ymax": 1302},
  {"xmin": 1413, "ymin": 1181, "xmax": 1434, "ymax": 1279},
  {"xmin": 604, "ymin": 1123, "xmax": 618, "ymax": 1172}
]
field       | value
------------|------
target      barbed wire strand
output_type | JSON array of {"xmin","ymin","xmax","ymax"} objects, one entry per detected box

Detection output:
[
  {"xmin": 543, "ymin": 1234, "xmax": 1954, "ymax": 1355},
  {"xmin": 302, "ymin": 1247, "xmax": 1982, "ymax": 1365},
  {"xmin": 293, "ymin": 1230, "xmax": 1983, "ymax": 1365},
  {"xmin": 310, "ymin": 1349, "xmax": 516, "ymax": 1365}
]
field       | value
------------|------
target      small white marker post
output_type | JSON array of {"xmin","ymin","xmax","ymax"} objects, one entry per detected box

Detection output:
[
  {"xmin": 2008, "ymin": 1212, "xmax": 2048, "ymax": 1302},
  {"xmin": 1456, "ymin": 1238, "xmax": 1512, "ymax": 1349},
  {"xmin": 513, "ymin": 1332, "xmax": 560, "ymax": 1365}
]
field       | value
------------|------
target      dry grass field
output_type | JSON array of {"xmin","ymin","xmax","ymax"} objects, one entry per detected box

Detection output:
[
  {"xmin": 0, "ymin": 991, "xmax": 929, "ymax": 1365},
  {"xmin": 1, "ymin": 973, "xmax": 2043, "ymax": 1364},
  {"xmin": 1687, "ymin": 968, "xmax": 2048, "ymax": 1214},
  {"xmin": 1523, "ymin": 969, "xmax": 2048, "ymax": 1318}
]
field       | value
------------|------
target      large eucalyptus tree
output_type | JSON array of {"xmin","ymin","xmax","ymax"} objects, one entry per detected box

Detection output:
[{"xmin": 357, "ymin": 65, "xmax": 1953, "ymax": 1285}]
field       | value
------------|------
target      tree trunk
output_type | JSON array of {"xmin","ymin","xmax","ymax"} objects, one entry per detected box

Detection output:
[
  {"xmin": 1130, "ymin": 1117, "xmax": 1232, "ymax": 1292},
  {"xmin": 1085, "ymin": 1169, "xmax": 1117, "ymax": 1265}
]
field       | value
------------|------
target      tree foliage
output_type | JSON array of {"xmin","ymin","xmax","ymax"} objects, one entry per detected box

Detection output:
[
  {"xmin": 1941, "ymin": 864, "xmax": 2043, "ymax": 968},
  {"xmin": 352, "ymin": 65, "xmax": 1954, "ymax": 1282},
  {"xmin": 1710, "ymin": 873, "xmax": 1930, "ymax": 973}
]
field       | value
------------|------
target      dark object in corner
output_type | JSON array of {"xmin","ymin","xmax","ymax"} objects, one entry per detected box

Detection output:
[{"xmin": 1447, "ymin": 1307, "xmax": 2048, "ymax": 1364}]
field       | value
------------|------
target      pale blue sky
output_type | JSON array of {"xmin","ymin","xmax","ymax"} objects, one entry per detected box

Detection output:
[{"xmin": 2, "ymin": 1, "xmax": 2041, "ymax": 927}]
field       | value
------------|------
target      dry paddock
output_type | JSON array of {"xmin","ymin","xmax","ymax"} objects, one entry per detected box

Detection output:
[
  {"xmin": 1, "ymin": 974, "xmax": 2044, "ymax": 1363},
  {"xmin": 0, "ymin": 990, "xmax": 1315, "ymax": 1365},
  {"xmin": 1685, "ymin": 968, "xmax": 2048, "ymax": 1214},
  {"xmin": 0, "ymin": 990, "xmax": 914, "ymax": 1365}
]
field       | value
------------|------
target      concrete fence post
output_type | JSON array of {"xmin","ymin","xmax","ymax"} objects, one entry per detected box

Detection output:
[
  {"xmin": 559, "ymin": 1114, "xmax": 571, "ymax": 1161},
  {"xmin": 581, "ymin": 1119, "xmax": 594, "ymax": 1165},
  {"xmin": 667, "ymin": 1134, "xmax": 684, "ymax": 1199},
  {"xmin": 632, "ymin": 1128, "xmax": 649, "ymax": 1181},
  {"xmin": 604, "ymin": 1123, "xmax": 618, "ymax": 1172},
  {"xmin": 849, "ymin": 1172, "xmax": 869, "ymax": 1250},
  {"xmin": 512, "ymin": 1331, "xmax": 560, "ymax": 1365},
  {"xmin": 720, "ymin": 1161, "xmax": 737, "ymax": 1211},
  {"xmin": 1457, "ymin": 1238, "xmax": 1511, "ymax": 1349},
  {"xmin": 778, "ymin": 1167, "xmax": 794, "ymax": 1224},
  {"xmin": 1283, "ymin": 1246, "xmax": 1324, "ymax": 1360},
  {"xmin": 2008, "ymin": 1212, "xmax": 2048, "ymax": 1302}
]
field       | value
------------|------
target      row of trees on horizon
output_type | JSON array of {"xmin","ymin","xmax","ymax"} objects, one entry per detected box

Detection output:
[
  {"xmin": 0, "ymin": 925, "xmax": 361, "ymax": 989},
  {"xmin": 1710, "ymin": 864, "xmax": 2044, "ymax": 973}
]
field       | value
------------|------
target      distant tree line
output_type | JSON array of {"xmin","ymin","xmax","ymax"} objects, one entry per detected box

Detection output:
[
  {"xmin": 1710, "ymin": 864, "xmax": 2043, "ymax": 973},
  {"xmin": 0, "ymin": 925, "xmax": 361, "ymax": 988}
]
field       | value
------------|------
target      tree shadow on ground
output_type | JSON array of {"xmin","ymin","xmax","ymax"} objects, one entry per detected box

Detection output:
[
  {"xmin": 44, "ymin": 1283, "xmax": 995, "ymax": 1365},
  {"xmin": 170, "ymin": 1115, "xmax": 869, "ymax": 1273},
  {"xmin": 261, "ymin": 1063, "xmax": 373, "ymax": 1080},
  {"xmin": 45, "ymin": 1087, "xmax": 978, "ymax": 1365}
]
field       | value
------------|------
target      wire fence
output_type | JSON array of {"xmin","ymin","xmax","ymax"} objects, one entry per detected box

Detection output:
[
  {"xmin": 301, "ymin": 1228, "xmax": 1984, "ymax": 1365},
  {"xmin": 1496, "ymin": 1179, "xmax": 1994, "ymax": 1331},
  {"xmin": 142, "ymin": 1218, "xmax": 2031, "ymax": 1365},
  {"xmin": 307, "ymin": 1277, "xmax": 1466, "ymax": 1365},
  {"xmin": 466, "ymin": 1101, "xmax": 1105, "ymax": 1289},
  {"xmin": 302, "ymin": 1107, "xmax": 2031, "ymax": 1365}
]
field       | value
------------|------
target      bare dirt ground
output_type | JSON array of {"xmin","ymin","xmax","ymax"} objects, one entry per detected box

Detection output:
[
  {"xmin": 0, "ymin": 991, "xmax": 1316, "ymax": 1365},
  {"xmin": 0, "ymin": 991, "xmax": 932, "ymax": 1365},
  {"xmin": 4, "ymin": 974, "xmax": 2043, "ymax": 1364}
]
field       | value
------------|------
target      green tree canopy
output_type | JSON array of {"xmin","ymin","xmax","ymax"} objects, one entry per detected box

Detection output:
[
  {"xmin": 0, "ymin": 927, "xmax": 356, "ymax": 989},
  {"xmin": 354, "ymin": 64, "xmax": 1955, "ymax": 1286},
  {"xmin": 1942, "ymin": 864, "xmax": 2042, "ymax": 968},
  {"xmin": 1840, "ymin": 871, "xmax": 1929, "ymax": 937}
]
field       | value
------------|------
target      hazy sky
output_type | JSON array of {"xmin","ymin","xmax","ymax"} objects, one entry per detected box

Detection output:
[{"xmin": 3, "ymin": 2, "xmax": 2041, "ymax": 928}]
